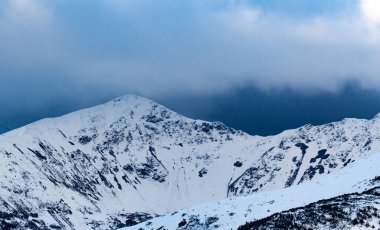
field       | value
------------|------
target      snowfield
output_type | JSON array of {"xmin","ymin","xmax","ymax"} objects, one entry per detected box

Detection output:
[{"xmin": 126, "ymin": 151, "xmax": 380, "ymax": 229}]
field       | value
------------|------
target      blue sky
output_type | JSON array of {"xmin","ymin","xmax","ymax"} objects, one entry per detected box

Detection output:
[{"xmin": 1, "ymin": 0, "xmax": 380, "ymax": 134}]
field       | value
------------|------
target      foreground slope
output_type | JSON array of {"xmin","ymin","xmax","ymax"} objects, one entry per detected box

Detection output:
[
  {"xmin": 127, "ymin": 152, "xmax": 380, "ymax": 230},
  {"xmin": 240, "ymin": 187, "xmax": 380, "ymax": 229},
  {"xmin": 1, "ymin": 95, "xmax": 380, "ymax": 229}
]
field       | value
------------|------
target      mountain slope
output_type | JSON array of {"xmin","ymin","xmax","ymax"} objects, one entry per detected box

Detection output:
[
  {"xmin": 1, "ymin": 95, "xmax": 380, "ymax": 229},
  {"xmin": 0, "ymin": 95, "xmax": 254, "ymax": 229},
  {"xmin": 127, "ymin": 151, "xmax": 380, "ymax": 230},
  {"xmin": 239, "ymin": 187, "xmax": 380, "ymax": 230}
]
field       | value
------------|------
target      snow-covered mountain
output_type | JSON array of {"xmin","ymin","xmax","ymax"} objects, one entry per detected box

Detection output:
[
  {"xmin": 127, "ymin": 151, "xmax": 380, "ymax": 230},
  {"xmin": 1, "ymin": 95, "xmax": 380, "ymax": 229}
]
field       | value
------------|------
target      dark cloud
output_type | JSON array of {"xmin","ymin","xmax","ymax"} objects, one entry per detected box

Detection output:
[
  {"xmin": 3, "ymin": 81, "xmax": 380, "ymax": 136},
  {"xmin": 1, "ymin": 0, "xmax": 380, "ymax": 135},
  {"xmin": 158, "ymin": 82, "xmax": 380, "ymax": 135}
]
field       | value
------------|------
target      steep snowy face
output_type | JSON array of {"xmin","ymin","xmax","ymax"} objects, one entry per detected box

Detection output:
[
  {"xmin": 228, "ymin": 117, "xmax": 380, "ymax": 196},
  {"xmin": 0, "ymin": 95, "xmax": 252, "ymax": 229},
  {"xmin": 127, "ymin": 152, "xmax": 380, "ymax": 230},
  {"xmin": 1, "ymin": 95, "xmax": 380, "ymax": 229}
]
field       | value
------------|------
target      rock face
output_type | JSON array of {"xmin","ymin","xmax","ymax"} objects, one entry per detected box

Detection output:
[{"xmin": 1, "ymin": 95, "xmax": 380, "ymax": 229}]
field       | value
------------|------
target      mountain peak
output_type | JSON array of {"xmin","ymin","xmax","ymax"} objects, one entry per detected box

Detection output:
[
  {"xmin": 99, "ymin": 94, "xmax": 165, "ymax": 115},
  {"xmin": 373, "ymin": 113, "xmax": 380, "ymax": 120},
  {"xmin": 111, "ymin": 94, "xmax": 151, "ymax": 104}
]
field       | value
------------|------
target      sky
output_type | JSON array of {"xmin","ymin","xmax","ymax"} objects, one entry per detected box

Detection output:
[{"xmin": 1, "ymin": 0, "xmax": 380, "ymax": 135}]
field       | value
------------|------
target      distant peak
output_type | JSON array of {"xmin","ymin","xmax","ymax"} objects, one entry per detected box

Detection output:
[
  {"xmin": 99, "ymin": 94, "xmax": 167, "ymax": 114},
  {"xmin": 373, "ymin": 113, "xmax": 380, "ymax": 120}
]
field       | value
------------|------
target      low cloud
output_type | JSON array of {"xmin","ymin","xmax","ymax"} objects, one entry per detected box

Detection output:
[{"xmin": 1, "ymin": 0, "xmax": 380, "ymax": 108}]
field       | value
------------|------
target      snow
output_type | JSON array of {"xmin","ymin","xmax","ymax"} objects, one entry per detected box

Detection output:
[
  {"xmin": 1, "ymin": 94, "xmax": 380, "ymax": 229},
  {"xmin": 126, "ymin": 151, "xmax": 380, "ymax": 230}
]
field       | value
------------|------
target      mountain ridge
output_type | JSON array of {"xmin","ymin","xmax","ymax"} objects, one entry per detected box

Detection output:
[
  {"xmin": 1, "ymin": 94, "xmax": 380, "ymax": 229},
  {"xmin": 5, "ymin": 94, "xmax": 380, "ymax": 138}
]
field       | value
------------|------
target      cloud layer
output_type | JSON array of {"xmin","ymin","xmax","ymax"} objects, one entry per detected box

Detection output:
[{"xmin": 1, "ymin": 0, "xmax": 380, "ymax": 108}]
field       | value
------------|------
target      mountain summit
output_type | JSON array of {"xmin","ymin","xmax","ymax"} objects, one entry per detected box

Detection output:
[{"xmin": 1, "ymin": 95, "xmax": 380, "ymax": 229}]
